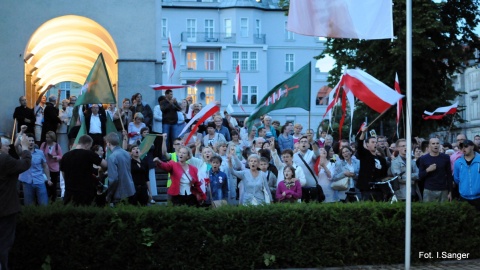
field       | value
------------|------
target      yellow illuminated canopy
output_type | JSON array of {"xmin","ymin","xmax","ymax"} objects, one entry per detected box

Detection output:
[{"xmin": 25, "ymin": 15, "xmax": 118, "ymax": 90}]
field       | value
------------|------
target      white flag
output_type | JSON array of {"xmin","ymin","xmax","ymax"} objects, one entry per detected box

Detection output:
[{"xmin": 287, "ymin": 0, "xmax": 394, "ymax": 40}]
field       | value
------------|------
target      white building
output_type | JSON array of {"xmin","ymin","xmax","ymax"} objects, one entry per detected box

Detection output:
[{"xmin": 161, "ymin": 0, "xmax": 328, "ymax": 128}]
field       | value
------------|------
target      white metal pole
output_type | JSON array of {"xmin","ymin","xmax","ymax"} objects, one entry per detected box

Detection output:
[{"xmin": 405, "ymin": 0, "xmax": 413, "ymax": 269}]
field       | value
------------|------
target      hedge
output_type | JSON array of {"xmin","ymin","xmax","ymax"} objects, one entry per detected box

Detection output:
[{"xmin": 10, "ymin": 201, "xmax": 480, "ymax": 269}]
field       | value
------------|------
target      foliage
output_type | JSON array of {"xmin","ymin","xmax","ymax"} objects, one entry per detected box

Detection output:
[{"xmin": 10, "ymin": 202, "xmax": 480, "ymax": 269}]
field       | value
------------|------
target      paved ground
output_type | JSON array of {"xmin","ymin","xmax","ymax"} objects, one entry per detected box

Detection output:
[{"xmin": 319, "ymin": 259, "xmax": 480, "ymax": 269}]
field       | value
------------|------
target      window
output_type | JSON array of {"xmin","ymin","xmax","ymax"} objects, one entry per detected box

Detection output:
[
  {"xmin": 250, "ymin": 52, "xmax": 257, "ymax": 71},
  {"xmin": 471, "ymin": 96, "xmax": 479, "ymax": 120},
  {"xmin": 240, "ymin": 18, "xmax": 248, "ymax": 37},
  {"xmin": 205, "ymin": 86, "xmax": 215, "ymax": 104},
  {"xmin": 59, "ymin": 82, "xmax": 71, "ymax": 100},
  {"xmin": 233, "ymin": 85, "xmax": 257, "ymax": 105},
  {"xmin": 162, "ymin": 18, "xmax": 168, "ymax": 38},
  {"xmin": 285, "ymin": 21, "xmax": 294, "ymax": 40},
  {"xmin": 205, "ymin": 52, "xmax": 215, "ymax": 70},
  {"xmin": 225, "ymin": 19, "xmax": 232, "ymax": 38},
  {"xmin": 187, "ymin": 87, "xmax": 197, "ymax": 104},
  {"xmin": 232, "ymin": 51, "xmax": 257, "ymax": 71},
  {"xmin": 468, "ymin": 72, "xmax": 480, "ymax": 91},
  {"xmin": 205, "ymin": 19, "xmax": 214, "ymax": 38},
  {"xmin": 241, "ymin": 52, "xmax": 248, "ymax": 70},
  {"xmin": 286, "ymin": 54, "xmax": 294, "ymax": 72},
  {"xmin": 187, "ymin": 19, "xmax": 196, "ymax": 38},
  {"xmin": 255, "ymin": 19, "xmax": 261, "ymax": 37},
  {"xmin": 232, "ymin": 51, "xmax": 239, "ymax": 70},
  {"xmin": 187, "ymin": 52, "xmax": 197, "ymax": 70}
]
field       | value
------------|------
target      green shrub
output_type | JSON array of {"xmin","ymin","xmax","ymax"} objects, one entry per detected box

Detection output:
[{"xmin": 10, "ymin": 201, "xmax": 480, "ymax": 269}]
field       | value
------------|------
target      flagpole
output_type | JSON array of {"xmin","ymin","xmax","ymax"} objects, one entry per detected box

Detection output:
[
  {"xmin": 446, "ymin": 114, "xmax": 456, "ymax": 143},
  {"xmin": 405, "ymin": 0, "xmax": 413, "ymax": 268},
  {"xmin": 116, "ymin": 97, "xmax": 125, "ymax": 132},
  {"xmin": 365, "ymin": 106, "xmax": 393, "ymax": 130},
  {"xmin": 11, "ymin": 119, "xmax": 17, "ymax": 144}
]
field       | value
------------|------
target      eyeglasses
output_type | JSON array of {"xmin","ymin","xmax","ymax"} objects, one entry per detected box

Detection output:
[{"xmin": 173, "ymin": 143, "xmax": 182, "ymax": 146}]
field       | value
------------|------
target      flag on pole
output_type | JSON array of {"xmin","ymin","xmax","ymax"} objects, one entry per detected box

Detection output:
[
  {"xmin": 287, "ymin": 0, "xmax": 394, "ymax": 40},
  {"xmin": 395, "ymin": 73, "xmax": 403, "ymax": 137},
  {"xmin": 69, "ymin": 53, "xmax": 116, "ymax": 135},
  {"xmin": 248, "ymin": 62, "xmax": 311, "ymax": 127},
  {"xmin": 167, "ymin": 32, "xmax": 176, "ymax": 80},
  {"xmin": 149, "ymin": 79, "xmax": 202, "ymax": 91},
  {"xmin": 139, "ymin": 134, "xmax": 158, "ymax": 159},
  {"xmin": 235, "ymin": 62, "xmax": 242, "ymax": 104},
  {"xmin": 335, "ymin": 69, "xmax": 404, "ymax": 114},
  {"xmin": 178, "ymin": 102, "xmax": 220, "ymax": 144},
  {"xmin": 357, "ymin": 122, "xmax": 367, "ymax": 135},
  {"xmin": 74, "ymin": 53, "xmax": 116, "ymax": 106},
  {"xmin": 422, "ymin": 102, "xmax": 458, "ymax": 120}
]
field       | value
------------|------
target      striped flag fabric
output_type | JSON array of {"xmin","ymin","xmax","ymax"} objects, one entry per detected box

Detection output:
[
  {"xmin": 150, "ymin": 79, "xmax": 202, "ymax": 91},
  {"xmin": 168, "ymin": 32, "xmax": 176, "ymax": 80},
  {"xmin": 423, "ymin": 102, "xmax": 458, "ymax": 120},
  {"xmin": 395, "ymin": 73, "xmax": 402, "ymax": 137},
  {"xmin": 178, "ymin": 102, "xmax": 220, "ymax": 144}
]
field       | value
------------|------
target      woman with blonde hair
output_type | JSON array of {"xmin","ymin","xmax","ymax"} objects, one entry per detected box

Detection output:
[
  {"xmin": 127, "ymin": 112, "xmax": 146, "ymax": 145},
  {"xmin": 154, "ymin": 146, "xmax": 205, "ymax": 206},
  {"xmin": 40, "ymin": 131, "xmax": 62, "ymax": 202},
  {"xmin": 228, "ymin": 154, "xmax": 272, "ymax": 205}
]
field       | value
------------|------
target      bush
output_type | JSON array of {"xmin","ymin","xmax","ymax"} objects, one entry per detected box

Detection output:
[{"xmin": 11, "ymin": 201, "xmax": 480, "ymax": 269}]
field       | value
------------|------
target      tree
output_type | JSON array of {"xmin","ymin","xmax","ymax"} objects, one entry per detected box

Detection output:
[{"xmin": 318, "ymin": 0, "xmax": 480, "ymax": 137}]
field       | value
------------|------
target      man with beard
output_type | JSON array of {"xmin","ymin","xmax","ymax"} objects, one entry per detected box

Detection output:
[{"xmin": 417, "ymin": 137, "xmax": 452, "ymax": 202}]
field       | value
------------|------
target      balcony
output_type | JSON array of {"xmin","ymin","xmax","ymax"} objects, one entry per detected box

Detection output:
[
  {"xmin": 181, "ymin": 32, "xmax": 237, "ymax": 43},
  {"xmin": 179, "ymin": 68, "xmax": 228, "ymax": 83},
  {"xmin": 180, "ymin": 32, "xmax": 267, "ymax": 44}
]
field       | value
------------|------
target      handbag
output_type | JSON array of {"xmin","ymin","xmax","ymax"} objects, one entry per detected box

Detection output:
[
  {"xmin": 298, "ymin": 153, "xmax": 325, "ymax": 202},
  {"xmin": 331, "ymin": 177, "xmax": 349, "ymax": 191},
  {"xmin": 207, "ymin": 179, "xmax": 228, "ymax": 208},
  {"xmin": 181, "ymin": 166, "xmax": 204, "ymax": 203}
]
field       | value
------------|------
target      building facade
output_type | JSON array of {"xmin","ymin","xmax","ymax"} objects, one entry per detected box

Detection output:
[{"xmin": 0, "ymin": 0, "xmax": 329, "ymax": 137}]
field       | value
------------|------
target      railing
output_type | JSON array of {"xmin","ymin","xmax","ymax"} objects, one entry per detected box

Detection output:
[{"xmin": 180, "ymin": 32, "xmax": 267, "ymax": 44}]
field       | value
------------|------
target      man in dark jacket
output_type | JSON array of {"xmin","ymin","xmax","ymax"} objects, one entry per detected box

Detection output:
[
  {"xmin": 85, "ymin": 104, "xmax": 107, "ymax": 148},
  {"xmin": 41, "ymin": 95, "xmax": 61, "ymax": 143},
  {"xmin": 0, "ymin": 135, "xmax": 32, "ymax": 270},
  {"xmin": 13, "ymin": 96, "xmax": 35, "ymax": 134},
  {"xmin": 357, "ymin": 126, "xmax": 388, "ymax": 201},
  {"xmin": 160, "ymin": 89, "xmax": 181, "ymax": 152}
]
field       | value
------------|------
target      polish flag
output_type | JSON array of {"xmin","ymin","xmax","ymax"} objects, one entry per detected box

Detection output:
[
  {"xmin": 149, "ymin": 79, "xmax": 203, "ymax": 91},
  {"xmin": 423, "ymin": 102, "xmax": 458, "ymax": 120},
  {"xmin": 394, "ymin": 73, "xmax": 402, "ymax": 137},
  {"xmin": 178, "ymin": 102, "xmax": 219, "ymax": 144},
  {"xmin": 168, "ymin": 33, "xmax": 176, "ymax": 79},
  {"xmin": 287, "ymin": 0, "xmax": 394, "ymax": 40},
  {"xmin": 340, "ymin": 69, "xmax": 403, "ymax": 114},
  {"xmin": 235, "ymin": 63, "xmax": 241, "ymax": 103},
  {"xmin": 357, "ymin": 122, "xmax": 367, "ymax": 135}
]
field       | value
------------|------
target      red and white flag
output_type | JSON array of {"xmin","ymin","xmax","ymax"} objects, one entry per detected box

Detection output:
[
  {"xmin": 338, "ymin": 69, "xmax": 403, "ymax": 114},
  {"xmin": 287, "ymin": 0, "xmax": 393, "ymax": 40},
  {"xmin": 357, "ymin": 122, "xmax": 367, "ymax": 134},
  {"xmin": 423, "ymin": 102, "xmax": 458, "ymax": 120},
  {"xmin": 394, "ymin": 73, "xmax": 402, "ymax": 137},
  {"xmin": 149, "ymin": 79, "xmax": 203, "ymax": 91},
  {"xmin": 178, "ymin": 102, "xmax": 219, "ymax": 144},
  {"xmin": 167, "ymin": 32, "xmax": 176, "ymax": 80},
  {"xmin": 235, "ymin": 63, "xmax": 241, "ymax": 104}
]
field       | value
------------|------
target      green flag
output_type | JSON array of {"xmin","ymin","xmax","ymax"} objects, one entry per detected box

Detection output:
[
  {"xmin": 68, "ymin": 53, "xmax": 116, "ymax": 134},
  {"xmin": 75, "ymin": 53, "xmax": 116, "ymax": 106},
  {"xmin": 248, "ymin": 62, "xmax": 311, "ymax": 125},
  {"xmin": 139, "ymin": 134, "xmax": 157, "ymax": 159}
]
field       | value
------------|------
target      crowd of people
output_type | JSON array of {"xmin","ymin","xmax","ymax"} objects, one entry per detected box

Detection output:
[
  {"xmin": 6, "ymin": 89, "xmax": 480, "ymax": 210},
  {"xmin": 2, "ymin": 89, "xmax": 480, "ymax": 270}
]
